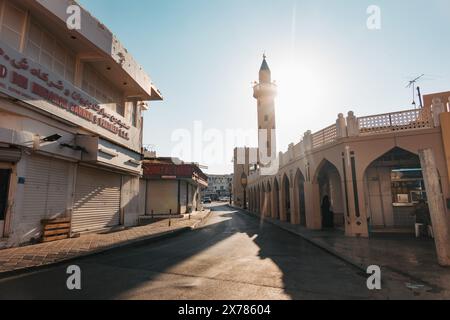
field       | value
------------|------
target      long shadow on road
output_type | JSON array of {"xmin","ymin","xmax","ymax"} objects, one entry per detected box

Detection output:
[{"xmin": 0, "ymin": 205, "xmax": 379, "ymax": 300}]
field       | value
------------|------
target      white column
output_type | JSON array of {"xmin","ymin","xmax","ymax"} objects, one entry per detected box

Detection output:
[
  {"xmin": 419, "ymin": 148, "xmax": 450, "ymax": 266},
  {"xmin": 432, "ymin": 98, "xmax": 446, "ymax": 127}
]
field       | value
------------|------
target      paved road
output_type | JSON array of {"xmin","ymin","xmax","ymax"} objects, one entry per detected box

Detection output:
[{"xmin": 0, "ymin": 205, "xmax": 406, "ymax": 300}]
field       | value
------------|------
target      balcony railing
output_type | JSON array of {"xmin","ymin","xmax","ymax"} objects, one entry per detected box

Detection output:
[
  {"xmin": 358, "ymin": 108, "xmax": 433, "ymax": 135},
  {"xmin": 312, "ymin": 124, "xmax": 338, "ymax": 149}
]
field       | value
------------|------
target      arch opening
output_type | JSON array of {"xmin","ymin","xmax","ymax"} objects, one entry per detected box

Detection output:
[
  {"xmin": 273, "ymin": 178, "xmax": 280, "ymax": 219},
  {"xmin": 315, "ymin": 160, "xmax": 345, "ymax": 230},
  {"xmin": 282, "ymin": 175, "xmax": 291, "ymax": 223},
  {"xmin": 294, "ymin": 169, "xmax": 307, "ymax": 227},
  {"xmin": 363, "ymin": 147, "xmax": 438, "ymax": 234}
]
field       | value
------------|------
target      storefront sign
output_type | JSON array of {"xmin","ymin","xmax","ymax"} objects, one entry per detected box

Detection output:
[
  {"xmin": 0, "ymin": 42, "xmax": 131, "ymax": 142},
  {"xmin": 144, "ymin": 163, "xmax": 208, "ymax": 185}
]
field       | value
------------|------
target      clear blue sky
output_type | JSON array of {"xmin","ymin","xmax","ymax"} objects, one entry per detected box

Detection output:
[{"xmin": 79, "ymin": 0, "xmax": 450, "ymax": 174}]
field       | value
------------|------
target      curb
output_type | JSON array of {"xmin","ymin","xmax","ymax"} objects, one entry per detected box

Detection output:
[
  {"xmin": 192, "ymin": 209, "xmax": 213, "ymax": 229},
  {"xmin": 227, "ymin": 204, "xmax": 367, "ymax": 273},
  {"xmin": 0, "ymin": 212, "xmax": 214, "ymax": 280}
]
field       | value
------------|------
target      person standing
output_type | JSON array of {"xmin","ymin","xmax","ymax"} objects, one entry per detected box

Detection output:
[
  {"xmin": 321, "ymin": 196, "xmax": 334, "ymax": 229},
  {"xmin": 412, "ymin": 199, "xmax": 432, "ymax": 238}
]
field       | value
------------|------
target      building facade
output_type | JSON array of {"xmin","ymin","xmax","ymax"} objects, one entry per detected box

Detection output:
[
  {"xmin": 0, "ymin": 0, "xmax": 162, "ymax": 247},
  {"xmin": 234, "ymin": 57, "xmax": 450, "ymax": 264},
  {"xmin": 141, "ymin": 157, "xmax": 207, "ymax": 216},
  {"xmin": 202, "ymin": 174, "xmax": 233, "ymax": 200}
]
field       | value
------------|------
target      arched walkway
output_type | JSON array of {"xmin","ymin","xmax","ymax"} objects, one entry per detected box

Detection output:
[
  {"xmin": 363, "ymin": 147, "xmax": 434, "ymax": 233},
  {"xmin": 282, "ymin": 174, "xmax": 291, "ymax": 223},
  {"xmin": 261, "ymin": 183, "xmax": 266, "ymax": 217},
  {"xmin": 266, "ymin": 181, "xmax": 272, "ymax": 218},
  {"xmin": 314, "ymin": 159, "xmax": 345, "ymax": 230},
  {"xmin": 294, "ymin": 169, "xmax": 307, "ymax": 226},
  {"xmin": 273, "ymin": 178, "xmax": 280, "ymax": 219}
]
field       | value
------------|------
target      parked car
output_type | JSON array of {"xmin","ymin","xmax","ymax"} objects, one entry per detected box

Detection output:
[{"xmin": 203, "ymin": 197, "xmax": 212, "ymax": 204}]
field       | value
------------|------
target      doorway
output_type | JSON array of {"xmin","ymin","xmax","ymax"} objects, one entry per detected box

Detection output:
[{"xmin": 0, "ymin": 168, "xmax": 11, "ymax": 238}]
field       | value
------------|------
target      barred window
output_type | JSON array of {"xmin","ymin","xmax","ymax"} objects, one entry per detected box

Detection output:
[
  {"xmin": 25, "ymin": 20, "xmax": 76, "ymax": 83},
  {"xmin": 0, "ymin": 0, "xmax": 26, "ymax": 51}
]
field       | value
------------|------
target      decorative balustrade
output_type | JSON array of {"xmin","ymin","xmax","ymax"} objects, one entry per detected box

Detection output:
[
  {"xmin": 246, "ymin": 107, "xmax": 438, "ymax": 179},
  {"xmin": 358, "ymin": 108, "xmax": 433, "ymax": 135},
  {"xmin": 312, "ymin": 124, "xmax": 338, "ymax": 149}
]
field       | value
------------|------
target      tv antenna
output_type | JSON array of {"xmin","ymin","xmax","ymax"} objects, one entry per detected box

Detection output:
[{"xmin": 406, "ymin": 74, "xmax": 424, "ymax": 108}]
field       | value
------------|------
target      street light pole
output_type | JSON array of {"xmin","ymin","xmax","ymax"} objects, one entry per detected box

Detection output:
[{"xmin": 241, "ymin": 172, "xmax": 248, "ymax": 210}]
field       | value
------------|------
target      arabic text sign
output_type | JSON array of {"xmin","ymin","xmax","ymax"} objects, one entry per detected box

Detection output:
[{"xmin": 0, "ymin": 42, "xmax": 132, "ymax": 143}]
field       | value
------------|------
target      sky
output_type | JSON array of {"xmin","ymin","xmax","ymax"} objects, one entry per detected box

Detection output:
[{"xmin": 78, "ymin": 0, "xmax": 450, "ymax": 174}]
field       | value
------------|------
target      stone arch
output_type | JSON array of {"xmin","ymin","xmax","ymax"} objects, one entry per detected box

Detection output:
[
  {"xmin": 266, "ymin": 180, "xmax": 272, "ymax": 217},
  {"xmin": 272, "ymin": 177, "xmax": 280, "ymax": 219},
  {"xmin": 282, "ymin": 174, "xmax": 292, "ymax": 223},
  {"xmin": 313, "ymin": 159, "xmax": 345, "ymax": 229},
  {"xmin": 261, "ymin": 182, "xmax": 266, "ymax": 217},
  {"xmin": 312, "ymin": 157, "xmax": 343, "ymax": 184},
  {"xmin": 362, "ymin": 147, "xmax": 435, "ymax": 232},
  {"xmin": 294, "ymin": 169, "xmax": 307, "ymax": 226}
]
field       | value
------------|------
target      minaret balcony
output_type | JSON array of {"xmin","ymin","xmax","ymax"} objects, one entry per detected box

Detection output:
[{"xmin": 253, "ymin": 82, "xmax": 278, "ymax": 99}]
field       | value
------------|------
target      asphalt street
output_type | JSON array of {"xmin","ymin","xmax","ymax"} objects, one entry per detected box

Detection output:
[{"xmin": 0, "ymin": 204, "xmax": 414, "ymax": 300}]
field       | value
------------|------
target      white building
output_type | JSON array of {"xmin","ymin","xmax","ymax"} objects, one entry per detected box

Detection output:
[
  {"xmin": 203, "ymin": 174, "xmax": 233, "ymax": 200},
  {"xmin": 0, "ymin": 0, "xmax": 162, "ymax": 247}
]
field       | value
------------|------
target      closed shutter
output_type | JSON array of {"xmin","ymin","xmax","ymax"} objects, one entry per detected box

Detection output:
[
  {"xmin": 72, "ymin": 166, "xmax": 121, "ymax": 233},
  {"xmin": 22, "ymin": 155, "xmax": 70, "ymax": 240}
]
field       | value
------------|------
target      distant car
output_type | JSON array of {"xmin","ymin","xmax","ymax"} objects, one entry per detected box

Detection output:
[
  {"xmin": 203, "ymin": 197, "xmax": 212, "ymax": 204},
  {"xmin": 219, "ymin": 196, "xmax": 230, "ymax": 202}
]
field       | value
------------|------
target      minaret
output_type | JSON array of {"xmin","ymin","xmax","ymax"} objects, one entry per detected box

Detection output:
[{"xmin": 253, "ymin": 54, "xmax": 277, "ymax": 163}]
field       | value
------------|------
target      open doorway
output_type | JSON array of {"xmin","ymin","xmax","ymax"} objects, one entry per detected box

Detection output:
[
  {"xmin": 364, "ymin": 147, "xmax": 432, "ymax": 234},
  {"xmin": 294, "ymin": 169, "xmax": 307, "ymax": 226},
  {"xmin": 315, "ymin": 160, "xmax": 345, "ymax": 230},
  {"xmin": 282, "ymin": 175, "xmax": 291, "ymax": 223},
  {"xmin": 0, "ymin": 168, "xmax": 12, "ymax": 238}
]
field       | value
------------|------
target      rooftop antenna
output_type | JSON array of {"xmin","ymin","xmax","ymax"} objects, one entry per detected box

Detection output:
[{"xmin": 406, "ymin": 74, "xmax": 424, "ymax": 109}]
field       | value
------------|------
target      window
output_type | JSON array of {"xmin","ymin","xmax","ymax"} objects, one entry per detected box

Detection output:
[
  {"xmin": 25, "ymin": 20, "xmax": 75, "ymax": 82},
  {"xmin": 391, "ymin": 168, "xmax": 426, "ymax": 205},
  {"xmin": 131, "ymin": 101, "xmax": 138, "ymax": 127},
  {"xmin": 0, "ymin": 1, "xmax": 26, "ymax": 51},
  {"xmin": 82, "ymin": 63, "xmax": 125, "ymax": 116}
]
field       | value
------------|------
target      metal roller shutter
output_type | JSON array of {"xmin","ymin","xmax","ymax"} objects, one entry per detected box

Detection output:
[
  {"xmin": 22, "ymin": 155, "xmax": 70, "ymax": 241},
  {"xmin": 72, "ymin": 166, "xmax": 121, "ymax": 233}
]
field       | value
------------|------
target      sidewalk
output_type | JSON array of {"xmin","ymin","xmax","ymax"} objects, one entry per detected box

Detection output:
[
  {"xmin": 0, "ymin": 210, "xmax": 211, "ymax": 276},
  {"xmin": 229, "ymin": 205, "xmax": 450, "ymax": 297}
]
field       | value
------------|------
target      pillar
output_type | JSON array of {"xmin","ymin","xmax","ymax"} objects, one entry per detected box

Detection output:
[
  {"xmin": 346, "ymin": 111, "xmax": 360, "ymax": 137},
  {"xmin": 336, "ymin": 113, "xmax": 347, "ymax": 138},
  {"xmin": 440, "ymin": 112, "xmax": 450, "ymax": 189},
  {"xmin": 432, "ymin": 98, "xmax": 446, "ymax": 127},
  {"xmin": 304, "ymin": 181, "xmax": 321, "ymax": 230},
  {"xmin": 279, "ymin": 185, "xmax": 286, "ymax": 221},
  {"xmin": 419, "ymin": 149, "xmax": 450, "ymax": 266},
  {"xmin": 271, "ymin": 187, "xmax": 278, "ymax": 219},
  {"xmin": 266, "ymin": 189, "xmax": 272, "ymax": 217},
  {"xmin": 342, "ymin": 148, "xmax": 369, "ymax": 237}
]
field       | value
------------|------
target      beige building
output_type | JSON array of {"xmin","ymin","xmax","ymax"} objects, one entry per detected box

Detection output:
[
  {"xmin": 141, "ymin": 157, "xmax": 207, "ymax": 216},
  {"xmin": 234, "ymin": 57, "xmax": 450, "ymax": 265},
  {"xmin": 0, "ymin": 0, "xmax": 162, "ymax": 247},
  {"xmin": 202, "ymin": 174, "xmax": 233, "ymax": 200}
]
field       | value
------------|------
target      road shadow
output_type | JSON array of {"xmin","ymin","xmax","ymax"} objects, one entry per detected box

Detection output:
[{"xmin": 0, "ymin": 205, "xmax": 375, "ymax": 300}]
